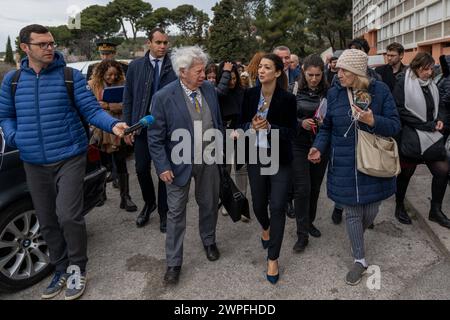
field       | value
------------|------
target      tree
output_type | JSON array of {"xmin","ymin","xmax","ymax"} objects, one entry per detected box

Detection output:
[
  {"xmin": 171, "ymin": 5, "xmax": 209, "ymax": 46},
  {"xmin": 108, "ymin": 0, "xmax": 152, "ymax": 42},
  {"xmin": 47, "ymin": 26, "xmax": 73, "ymax": 48},
  {"xmin": 4, "ymin": 36, "xmax": 15, "ymax": 65},
  {"xmin": 138, "ymin": 7, "xmax": 172, "ymax": 35}
]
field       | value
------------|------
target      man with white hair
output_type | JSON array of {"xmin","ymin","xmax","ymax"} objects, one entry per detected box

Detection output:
[{"xmin": 148, "ymin": 46, "xmax": 223, "ymax": 285}]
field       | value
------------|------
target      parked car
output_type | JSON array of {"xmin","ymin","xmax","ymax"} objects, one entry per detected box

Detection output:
[
  {"xmin": 0, "ymin": 127, "xmax": 107, "ymax": 292},
  {"xmin": 67, "ymin": 59, "xmax": 131, "ymax": 78}
]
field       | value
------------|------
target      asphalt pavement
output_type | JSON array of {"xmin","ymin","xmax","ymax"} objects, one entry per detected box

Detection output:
[{"xmin": 1, "ymin": 160, "xmax": 449, "ymax": 300}]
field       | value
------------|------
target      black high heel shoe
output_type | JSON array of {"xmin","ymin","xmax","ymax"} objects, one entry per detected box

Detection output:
[
  {"xmin": 261, "ymin": 238, "xmax": 269, "ymax": 249},
  {"xmin": 266, "ymin": 259, "xmax": 279, "ymax": 284}
]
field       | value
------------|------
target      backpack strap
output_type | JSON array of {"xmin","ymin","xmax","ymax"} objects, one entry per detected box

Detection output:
[
  {"xmin": 63, "ymin": 67, "xmax": 90, "ymax": 138},
  {"xmin": 10, "ymin": 69, "xmax": 22, "ymax": 107}
]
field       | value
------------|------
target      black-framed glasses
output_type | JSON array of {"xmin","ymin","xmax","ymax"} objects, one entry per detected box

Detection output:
[{"xmin": 27, "ymin": 42, "xmax": 57, "ymax": 49}]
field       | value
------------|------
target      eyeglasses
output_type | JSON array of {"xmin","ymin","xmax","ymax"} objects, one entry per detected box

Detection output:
[
  {"xmin": 153, "ymin": 40, "xmax": 169, "ymax": 45},
  {"xmin": 27, "ymin": 42, "xmax": 56, "ymax": 49}
]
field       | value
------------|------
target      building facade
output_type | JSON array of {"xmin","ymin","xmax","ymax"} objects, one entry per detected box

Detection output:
[{"xmin": 353, "ymin": 0, "xmax": 450, "ymax": 63}]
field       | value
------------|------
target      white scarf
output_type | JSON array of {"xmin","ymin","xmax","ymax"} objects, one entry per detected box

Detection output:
[{"xmin": 404, "ymin": 68, "xmax": 442, "ymax": 154}]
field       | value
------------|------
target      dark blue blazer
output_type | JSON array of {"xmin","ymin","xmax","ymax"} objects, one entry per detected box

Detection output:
[{"xmin": 148, "ymin": 80, "xmax": 223, "ymax": 187}]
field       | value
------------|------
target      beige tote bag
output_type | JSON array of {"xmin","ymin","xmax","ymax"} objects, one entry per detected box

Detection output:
[{"xmin": 347, "ymin": 89, "xmax": 401, "ymax": 178}]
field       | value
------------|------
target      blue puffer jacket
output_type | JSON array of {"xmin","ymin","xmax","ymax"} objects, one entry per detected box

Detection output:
[
  {"xmin": 0, "ymin": 52, "xmax": 119, "ymax": 165},
  {"xmin": 313, "ymin": 80, "xmax": 401, "ymax": 206}
]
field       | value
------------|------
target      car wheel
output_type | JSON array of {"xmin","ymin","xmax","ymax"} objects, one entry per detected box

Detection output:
[{"xmin": 0, "ymin": 199, "xmax": 52, "ymax": 293}]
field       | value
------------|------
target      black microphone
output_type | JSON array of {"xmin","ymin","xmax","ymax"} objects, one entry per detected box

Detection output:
[{"xmin": 124, "ymin": 115, "xmax": 155, "ymax": 135}]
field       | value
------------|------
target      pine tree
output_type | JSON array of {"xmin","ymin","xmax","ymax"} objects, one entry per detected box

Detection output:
[{"xmin": 5, "ymin": 36, "xmax": 15, "ymax": 65}]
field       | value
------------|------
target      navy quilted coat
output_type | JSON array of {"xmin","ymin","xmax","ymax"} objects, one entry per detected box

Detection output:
[
  {"xmin": 0, "ymin": 52, "xmax": 119, "ymax": 165},
  {"xmin": 312, "ymin": 80, "xmax": 401, "ymax": 206}
]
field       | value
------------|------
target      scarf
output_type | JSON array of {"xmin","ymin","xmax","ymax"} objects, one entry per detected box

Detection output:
[{"xmin": 404, "ymin": 68, "xmax": 442, "ymax": 154}]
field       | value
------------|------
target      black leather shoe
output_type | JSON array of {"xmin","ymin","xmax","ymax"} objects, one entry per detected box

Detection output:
[
  {"xmin": 429, "ymin": 202, "xmax": 450, "ymax": 229},
  {"xmin": 293, "ymin": 238, "xmax": 308, "ymax": 253},
  {"xmin": 204, "ymin": 244, "xmax": 220, "ymax": 261},
  {"xmin": 309, "ymin": 224, "xmax": 321, "ymax": 238},
  {"xmin": 395, "ymin": 202, "xmax": 412, "ymax": 225},
  {"xmin": 164, "ymin": 266, "xmax": 181, "ymax": 285},
  {"xmin": 136, "ymin": 203, "xmax": 157, "ymax": 227},
  {"xmin": 286, "ymin": 201, "xmax": 295, "ymax": 219},
  {"xmin": 332, "ymin": 207, "xmax": 343, "ymax": 225}
]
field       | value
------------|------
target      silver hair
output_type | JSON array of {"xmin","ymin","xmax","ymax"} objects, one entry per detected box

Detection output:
[
  {"xmin": 273, "ymin": 46, "xmax": 291, "ymax": 55},
  {"xmin": 171, "ymin": 46, "xmax": 209, "ymax": 77}
]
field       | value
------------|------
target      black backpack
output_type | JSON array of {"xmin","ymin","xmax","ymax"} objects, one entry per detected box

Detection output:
[{"xmin": 10, "ymin": 67, "xmax": 90, "ymax": 137}]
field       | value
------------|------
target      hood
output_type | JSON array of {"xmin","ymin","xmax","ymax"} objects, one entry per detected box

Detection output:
[
  {"xmin": 20, "ymin": 51, "xmax": 66, "ymax": 73},
  {"xmin": 439, "ymin": 55, "xmax": 450, "ymax": 78}
]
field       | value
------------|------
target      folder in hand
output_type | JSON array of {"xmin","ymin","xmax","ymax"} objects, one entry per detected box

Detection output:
[{"xmin": 102, "ymin": 86, "xmax": 124, "ymax": 103}]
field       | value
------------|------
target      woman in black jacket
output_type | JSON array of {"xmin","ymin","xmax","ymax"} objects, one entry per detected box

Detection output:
[
  {"xmin": 290, "ymin": 54, "xmax": 329, "ymax": 252},
  {"xmin": 393, "ymin": 52, "xmax": 450, "ymax": 228},
  {"xmin": 239, "ymin": 53, "xmax": 297, "ymax": 284}
]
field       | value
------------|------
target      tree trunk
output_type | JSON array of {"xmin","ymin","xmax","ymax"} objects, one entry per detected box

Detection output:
[{"xmin": 119, "ymin": 19, "xmax": 129, "ymax": 41}]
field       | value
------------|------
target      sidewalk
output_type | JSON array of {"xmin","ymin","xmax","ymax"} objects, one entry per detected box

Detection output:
[{"xmin": 406, "ymin": 165, "xmax": 450, "ymax": 259}]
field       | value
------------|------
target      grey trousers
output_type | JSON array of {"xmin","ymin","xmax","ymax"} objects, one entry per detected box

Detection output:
[
  {"xmin": 23, "ymin": 154, "xmax": 87, "ymax": 272},
  {"xmin": 343, "ymin": 202, "xmax": 381, "ymax": 260},
  {"xmin": 165, "ymin": 164, "xmax": 220, "ymax": 267}
]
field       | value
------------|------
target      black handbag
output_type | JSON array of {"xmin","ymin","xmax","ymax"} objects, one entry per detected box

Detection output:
[
  {"xmin": 217, "ymin": 165, "xmax": 250, "ymax": 222},
  {"xmin": 400, "ymin": 125, "xmax": 447, "ymax": 162}
]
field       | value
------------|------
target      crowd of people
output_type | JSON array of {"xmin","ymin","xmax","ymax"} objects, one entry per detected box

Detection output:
[{"xmin": 0, "ymin": 24, "xmax": 449, "ymax": 300}]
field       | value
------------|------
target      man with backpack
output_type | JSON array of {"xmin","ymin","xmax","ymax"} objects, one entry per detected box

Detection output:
[{"xmin": 0, "ymin": 24, "xmax": 128, "ymax": 300}]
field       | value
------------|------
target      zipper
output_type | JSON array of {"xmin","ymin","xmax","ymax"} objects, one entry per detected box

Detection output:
[
  {"xmin": 35, "ymin": 73, "xmax": 47, "ymax": 162},
  {"xmin": 331, "ymin": 148, "xmax": 335, "ymax": 170},
  {"xmin": 354, "ymin": 125, "xmax": 360, "ymax": 203}
]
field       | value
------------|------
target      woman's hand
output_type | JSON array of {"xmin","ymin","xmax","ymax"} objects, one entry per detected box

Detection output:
[
  {"xmin": 99, "ymin": 101, "xmax": 109, "ymax": 110},
  {"xmin": 308, "ymin": 147, "xmax": 321, "ymax": 164},
  {"xmin": 302, "ymin": 118, "xmax": 316, "ymax": 131},
  {"xmin": 435, "ymin": 120, "xmax": 444, "ymax": 131},
  {"xmin": 252, "ymin": 115, "xmax": 269, "ymax": 131},
  {"xmin": 353, "ymin": 104, "xmax": 375, "ymax": 127},
  {"xmin": 223, "ymin": 62, "xmax": 233, "ymax": 72}
]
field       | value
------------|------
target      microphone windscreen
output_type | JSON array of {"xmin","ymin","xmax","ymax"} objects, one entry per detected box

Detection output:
[{"xmin": 140, "ymin": 115, "xmax": 155, "ymax": 127}]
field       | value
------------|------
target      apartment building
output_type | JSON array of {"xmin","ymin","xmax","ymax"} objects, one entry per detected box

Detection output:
[{"xmin": 353, "ymin": 0, "xmax": 450, "ymax": 63}]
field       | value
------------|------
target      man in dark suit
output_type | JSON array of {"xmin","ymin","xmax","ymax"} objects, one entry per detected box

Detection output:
[
  {"xmin": 375, "ymin": 42, "xmax": 407, "ymax": 92},
  {"xmin": 148, "ymin": 46, "xmax": 223, "ymax": 285},
  {"xmin": 273, "ymin": 46, "xmax": 300, "ymax": 85},
  {"xmin": 123, "ymin": 28, "xmax": 177, "ymax": 231}
]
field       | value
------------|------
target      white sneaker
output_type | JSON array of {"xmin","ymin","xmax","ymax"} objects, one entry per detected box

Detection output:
[{"xmin": 221, "ymin": 207, "xmax": 228, "ymax": 216}]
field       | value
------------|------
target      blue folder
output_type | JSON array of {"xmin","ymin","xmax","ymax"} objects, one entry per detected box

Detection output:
[{"xmin": 102, "ymin": 86, "xmax": 124, "ymax": 103}]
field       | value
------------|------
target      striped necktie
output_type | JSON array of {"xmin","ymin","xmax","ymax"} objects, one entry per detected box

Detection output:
[{"xmin": 189, "ymin": 92, "xmax": 201, "ymax": 113}]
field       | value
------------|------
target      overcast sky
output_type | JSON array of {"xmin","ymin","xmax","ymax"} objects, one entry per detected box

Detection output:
[{"xmin": 0, "ymin": 0, "xmax": 216, "ymax": 52}]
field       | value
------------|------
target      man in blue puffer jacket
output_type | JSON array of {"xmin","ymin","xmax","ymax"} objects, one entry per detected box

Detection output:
[{"xmin": 0, "ymin": 24, "xmax": 128, "ymax": 300}]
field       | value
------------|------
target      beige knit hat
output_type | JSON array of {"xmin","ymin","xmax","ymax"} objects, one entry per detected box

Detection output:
[{"xmin": 336, "ymin": 49, "xmax": 368, "ymax": 77}]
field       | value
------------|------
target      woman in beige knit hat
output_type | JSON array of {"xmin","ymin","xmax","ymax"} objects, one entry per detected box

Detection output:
[{"xmin": 308, "ymin": 49, "xmax": 401, "ymax": 285}]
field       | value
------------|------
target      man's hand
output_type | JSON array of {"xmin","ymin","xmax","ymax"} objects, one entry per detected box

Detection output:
[
  {"xmin": 435, "ymin": 120, "xmax": 444, "ymax": 131},
  {"xmin": 160, "ymin": 170, "xmax": 174, "ymax": 184},
  {"xmin": 223, "ymin": 62, "xmax": 233, "ymax": 72},
  {"xmin": 308, "ymin": 147, "xmax": 321, "ymax": 164},
  {"xmin": 112, "ymin": 122, "xmax": 128, "ymax": 138}
]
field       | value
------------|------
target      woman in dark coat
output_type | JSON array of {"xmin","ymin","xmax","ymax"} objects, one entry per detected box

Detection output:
[
  {"xmin": 392, "ymin": 52, "xmax": 449, "ymax": 228},
  {"xmin": 290, "ymin": 54, "xmax": 329, "ymax": 253},
  {"xmin": 309, "ymin": 49, "xmax": 401, "ymax": 285},
  {"xmin": 239, "ymin": 53, "xmax": 297, "ymax": 284}
]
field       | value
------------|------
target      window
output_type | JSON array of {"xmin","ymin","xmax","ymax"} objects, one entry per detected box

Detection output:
[
  {"xmin": 416, "ymin": 9, "xmax": 425, "ymax": 26},
  {"xmin": 427, "ymin": 2, "xmax": 443, "ymax": 23}
]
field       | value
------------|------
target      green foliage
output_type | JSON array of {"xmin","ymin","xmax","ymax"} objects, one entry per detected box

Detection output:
[
  {"xmin": 108, "ymin": 0, "xmax": 152, "ymax": 41},
  {"xmin": 139, "ymin": 7, "xmax": 172, "ymax": 35},
  {"xmin": 4, "ymin": 37, "xmax": 15, "ymax": 65},
  {"xmin": 170, "ymin": 5, "xmax": 209, "ymax": 46}
]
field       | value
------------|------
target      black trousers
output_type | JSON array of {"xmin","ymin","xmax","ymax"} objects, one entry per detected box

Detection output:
[
  {"xmin": 134, "ymin": 130, "xmax": 168, "ymax": 214},
  {"xmin": 247, "ymin": 163, "xmax": 292, "ymax": 260},
  {"xmin": 292, "ymin": 144, "xmax": 328, "ymax": 240}
]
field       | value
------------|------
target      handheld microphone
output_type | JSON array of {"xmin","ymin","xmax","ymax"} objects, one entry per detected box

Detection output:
[{"xmin": 124, "ymin": 115, "xmax": 155, "ymax": 135}]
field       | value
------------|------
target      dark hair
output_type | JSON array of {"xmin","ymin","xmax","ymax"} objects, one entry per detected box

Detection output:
[
  {"xmin": 409, "ymin": 52, "xmax": 435, "ymax": 76},
  {"xmin": 217, "ymin": 61, "xmax": 241, "ymax": 90},
  {"xmin": 261, "ymin": 53, "xmax": 288, "ymax": 90},
  {"xmin": 330, "ymin": 56, "xmax": 338, "ymax": 62},
  {"xmin": 348, "ymin": 37, "xmax": 370, "ymax": 54},
  {"xmin": 19, "ymin": 24, "xmax": 49, "ymax": 44},
  {"xmin": 386, "ymin": 42, "xmax": 404, "ymax": 55},
  {"xmin": 206, "ymin": 62, "xmax": 217, "ymax": 75},
  {"xmin": 92, "ymin": 60, "xmax": 125, "ymax": 85},
  {"xmin": 148, "ymin": 27, "xmax": 166, "ymax": 41},
  {"xmin": 298, "ymin": 54, "xmax": 328, "ymax": 96}
]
